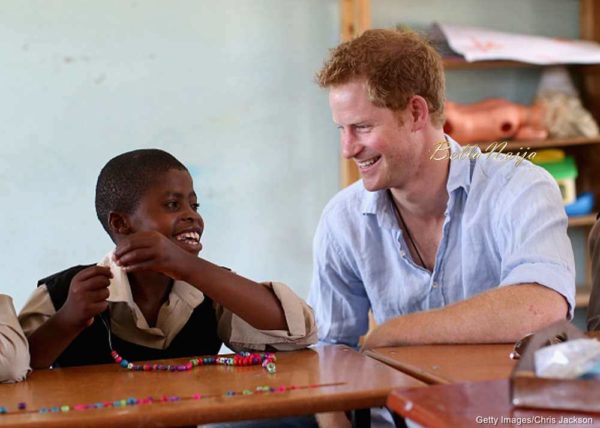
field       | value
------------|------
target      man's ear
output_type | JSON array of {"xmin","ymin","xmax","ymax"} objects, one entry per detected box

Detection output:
[
  {"xmin": 108, "ymin": 212, "xmax": 132, "ymax": 236},
  {"xmin": 408, "ymin": 95, "xmax": 430, "ymax": 131}
]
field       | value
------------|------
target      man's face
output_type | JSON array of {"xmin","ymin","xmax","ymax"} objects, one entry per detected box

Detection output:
[
  {"xmin": 126, "ymin": 169, "xmax": 204, "ymax": 255},
  {"xmin": 329, "ymin": 79, "xmax": 417, "ymax": 191}
]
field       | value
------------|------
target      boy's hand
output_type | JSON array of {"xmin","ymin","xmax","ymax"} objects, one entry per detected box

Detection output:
[
  {"xmin": 59, "ymin": 266, "xmax": 112, "ymax": 330},
  {"xmin": 113, "ymin": 231, "xmax": 193, "ymax": 280}
]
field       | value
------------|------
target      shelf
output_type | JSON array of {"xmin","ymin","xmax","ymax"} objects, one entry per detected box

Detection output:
[
  {"xmin": 443, "ymin": 58, "xmax": 539, "ymax": 70},
  {"xmin": 568, "ymin": 214, "xmax": 597, "ymax": 227},
  {"xmin": 576, "ymin": 286, "xmax": 592, "ymax": 308},
  {"xmin": 442, "ymin": 57, "xmax": 600, "ymax": 71},
  {"xmin": 473, "ymin": 137, "xmax": 600, "ymax": 151}
]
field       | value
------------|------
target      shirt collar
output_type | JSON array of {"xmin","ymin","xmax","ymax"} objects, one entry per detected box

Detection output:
[
  {"xmin": 359, "ymin": 135, "xmax": 473, "ymax": 220},
  {"xmin": 445, "ymin": 135, "xmax": 474, "ymax": 195},
  {"xmin": 98, "ymin": 251, "xmax": 205, "ymax": 308}
]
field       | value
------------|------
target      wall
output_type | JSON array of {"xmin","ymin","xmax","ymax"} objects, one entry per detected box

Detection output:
[
  {"xmin": 0, "ymin": 0, "xmax": 340, "ymax": 309},
  {"xmin": 0, "ymin": 0, "xmax": 586, "ymax": 319}
]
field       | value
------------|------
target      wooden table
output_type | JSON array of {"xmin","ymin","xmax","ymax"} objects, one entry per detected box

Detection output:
[
  {"xmin": 365, "ymin": 343, "xmax": 515, "ymax": 385},
  {"xmin": 0, "ymin": 345, "xmax": 424, "ymax": 427},
  {"xmin": 387, "ymin": 379, "xmax": 600, "ymax": 428}
]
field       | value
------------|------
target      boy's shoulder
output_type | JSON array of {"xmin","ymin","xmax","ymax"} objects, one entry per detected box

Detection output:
[
  {"xmin": 37, "ymin": 264, "xmax": 94, "ymax": 287},
  {"xmin": 38, "ymin": 264, "xmax": 95, "ymax": 309}
]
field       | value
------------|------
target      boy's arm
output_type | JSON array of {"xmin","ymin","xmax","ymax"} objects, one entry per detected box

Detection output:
[
  {"xmin": 215, "ymin": 281, "xmax": 317, "ymax": 351},
  {"xmin": 114, "ymin": 231, "xmax": 290, "ymax": 331},
  {"xmin": 0, "ymin": 295, "xmax": 30, "ymax": 383},
  {"xmin": 183, "ymin": 258, "xmax": 289, "ymax": 331},
  {"xmin": 20, "ymin": 266, "xmax": 111, "ymax": 369}
]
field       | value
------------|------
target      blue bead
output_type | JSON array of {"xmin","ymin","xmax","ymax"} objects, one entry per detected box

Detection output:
[
  {"xmin": 120, "ymin": 360, "xmax": 129, "ymax": 368},
  {"xmin": 0, "ymin": 406, "xmax": 7, "ymax": 414},
  {"xmin": 50, "ymin": 407, "xmax": 60, "ymax": 413},
  {"xmin": 39, "ymin": 407, "xmax": 48, "ymax": 413}
]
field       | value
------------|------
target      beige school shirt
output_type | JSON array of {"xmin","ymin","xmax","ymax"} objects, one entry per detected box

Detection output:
[
  {"xmin": 0, "ymin": 295, "xmax": 30, "ymax": 382},
  {"xmin": 19, "ymin": 253, "xmax": 317, "ymax": 354}
]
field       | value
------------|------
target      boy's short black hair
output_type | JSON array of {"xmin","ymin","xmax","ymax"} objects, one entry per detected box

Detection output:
[{"xmin": 95, "ymin": 149, "xmax": 188, "ymax": 236}]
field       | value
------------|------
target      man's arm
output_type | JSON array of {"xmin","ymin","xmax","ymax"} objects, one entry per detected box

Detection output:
[
  {"xmin": 587, "ymin": 220, "xmax": 600, "ymax": 331},
  {"xmin": 362, "ymin": 283, "xmax": 568, "ymax": 350}
]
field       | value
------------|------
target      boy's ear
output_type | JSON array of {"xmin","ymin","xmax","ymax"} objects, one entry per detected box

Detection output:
[{"xmin": 108, "ymin": 212, "xmax": 132, "ymax": 236}]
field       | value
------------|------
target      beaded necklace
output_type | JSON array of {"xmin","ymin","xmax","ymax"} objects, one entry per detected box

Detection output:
[{"xmin": 101, "ymin": 313, "xmax": 277, "ymax": 374}]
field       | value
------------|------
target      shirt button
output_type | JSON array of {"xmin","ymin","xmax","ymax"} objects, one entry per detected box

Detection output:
[
  {"xmin": 432, "ymin": 282, "xmax": 439, "ymax": 288},
  {"xmin": 400, "ymin": 251, "xmax": 406, "ymax": 257}
]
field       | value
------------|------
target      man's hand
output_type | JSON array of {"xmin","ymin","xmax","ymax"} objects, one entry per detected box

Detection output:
[
  {"xmin": 58, "ymin": 266, "xmax": 112, "ymax": 330},
  {"xmin": 113, "ymin": 231, "xmax": 194, "ymax": 280}
]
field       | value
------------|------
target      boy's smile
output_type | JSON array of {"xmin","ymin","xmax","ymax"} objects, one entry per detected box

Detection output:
[{"xmin": 125, "ymin": 168, "xmax": 204, "ymax": 255}]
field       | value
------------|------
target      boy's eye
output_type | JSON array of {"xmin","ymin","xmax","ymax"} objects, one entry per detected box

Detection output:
[
  {"xmin": 191, "ymin": 203, "xmax": 200, "ymax": 211},
  {"xmin": 166, "ymin": 201, "xmax": 179, "ymax": 210}
]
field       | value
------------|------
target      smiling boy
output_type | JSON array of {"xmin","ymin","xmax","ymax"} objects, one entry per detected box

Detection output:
[{"xmin": 19, "ymin": 149, "xmax": 316, "ymax": 369}]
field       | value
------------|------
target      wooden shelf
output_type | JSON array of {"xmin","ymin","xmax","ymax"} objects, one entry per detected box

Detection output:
[
  {"xmin": 443, "ymin": 58, "xmax": 539, "ymax": 70},
  {"xmin": 568, "ymin": 213, "xmax": 597, "ymax": 227},
  {"xmin": 473, "ymin": 136, "xmax": 600, "ymax": 151},
  {"xmin": 576, "ymin": 286, "xmax": 592, "ymax": 307},
  {"xmin": 442, "ymin": 57, "xmax": 600, "ymax": 71}
]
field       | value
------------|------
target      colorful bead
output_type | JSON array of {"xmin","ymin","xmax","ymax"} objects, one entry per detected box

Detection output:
[
  {"xmin": 17, "ymin": 402, "xmax": 26, "ymax": 410},
  {"xmin": 0, "ymin": 383, "xmax": 330, "ymax": 417},
  {"xmin": 110, "ymin": 350, "xmax": 276, "ymax": 374}
]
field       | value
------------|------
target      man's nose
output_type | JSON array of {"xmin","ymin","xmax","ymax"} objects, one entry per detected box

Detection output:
[{"xmin": 340, "ymin": 131, "xmax": 360, "ymax": 159}]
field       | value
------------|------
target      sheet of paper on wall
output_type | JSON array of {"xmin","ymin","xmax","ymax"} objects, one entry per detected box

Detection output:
[{"xmin": 434, "ymin": 22, "xmax": 600, "ymax": 64}]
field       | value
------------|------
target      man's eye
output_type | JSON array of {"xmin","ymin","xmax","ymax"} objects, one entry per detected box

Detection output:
[
  {"xmin": 191, "ymin": 203, "xmax": 200, "ymax": 211},
  {"xmin": 355, "ymin": 125, "xmax": 372, "ymax": 133},
  {"xmin": 166, "ymin": 201, "xmax": 179, "ymax": 210}
]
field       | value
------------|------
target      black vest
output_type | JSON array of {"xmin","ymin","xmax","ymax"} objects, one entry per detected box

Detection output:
[{"xmin": 39, "ymin": 265, "xmax": 222, "ymax": 368}]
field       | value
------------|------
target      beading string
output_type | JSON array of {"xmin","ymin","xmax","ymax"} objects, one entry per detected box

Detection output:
[
  {"xmin": 0, "ymin": 382, "xmax": 343, "ymax": 415},
  {"xmin": 100, "ymin": 312, "xmax": 277, "ymax": 374}
]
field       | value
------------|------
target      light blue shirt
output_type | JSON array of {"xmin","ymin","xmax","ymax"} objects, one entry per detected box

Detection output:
[{"xmin": 308, "ymin": 139, "xmax": 576, "ymax": 348}]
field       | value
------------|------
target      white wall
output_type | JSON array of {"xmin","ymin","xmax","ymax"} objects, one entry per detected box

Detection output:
[
  {"xmin": 0, "ymin": 0, "xmax": 340, "ymax": 309},
  {"xmin": 1, "ymin": 0, "xmax": 584, "ymax": 312}
]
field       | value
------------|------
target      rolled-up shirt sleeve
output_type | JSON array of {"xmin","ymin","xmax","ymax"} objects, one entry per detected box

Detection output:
[
  {"xmin": 216, "ymin": 281, "xmax": 317, "ymax": 351},
  {"xmin": 0, "ymin": 295, "xmax": 31, "ymax": 383},
  {"xmin": 495, "ymin": 167, "xmax": 576, "ymax": 317}
]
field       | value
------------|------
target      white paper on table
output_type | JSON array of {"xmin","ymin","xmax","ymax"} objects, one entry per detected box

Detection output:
[{"xmin": 435, "ymin": 22, "xmax": 600, "ymax": 64}]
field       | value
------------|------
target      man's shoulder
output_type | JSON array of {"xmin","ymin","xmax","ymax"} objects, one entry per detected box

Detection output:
[
  {"xmin": 472, "ymin": 155, "xmax": 555, "ymax": 194},
  {"xmin": 321, "ymin": 179, "xmax": 366, "ymax": 219}
]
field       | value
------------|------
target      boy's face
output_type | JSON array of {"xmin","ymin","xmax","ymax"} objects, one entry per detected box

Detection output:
[{"xmin": 125, "ymin": 169, "xmax": 204, "ymax": 255}]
